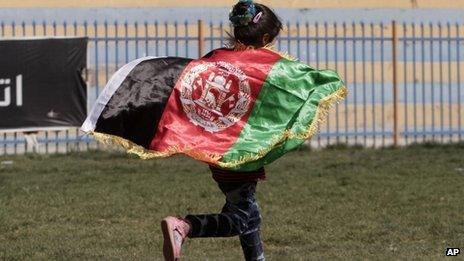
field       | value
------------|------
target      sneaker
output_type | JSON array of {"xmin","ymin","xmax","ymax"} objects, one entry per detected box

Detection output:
[{"xmin": 161, "ymin": 216, "xmax": 191, "ymax": 260}]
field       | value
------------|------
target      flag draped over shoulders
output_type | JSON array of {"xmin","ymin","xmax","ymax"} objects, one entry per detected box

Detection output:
[{"xmin": 81, "ymin": 48, "xmax": 347, "ymax": 171}]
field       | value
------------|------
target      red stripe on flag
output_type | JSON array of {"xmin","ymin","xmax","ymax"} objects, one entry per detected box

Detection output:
[{"xmin": 150, "ymin": 48, "xmax": 281, "ymax": 156}]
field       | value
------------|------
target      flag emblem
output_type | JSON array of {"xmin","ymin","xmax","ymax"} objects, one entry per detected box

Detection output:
[{"xmin": 180, "ymin": 61, "xmax": 251, "ymax": 133}]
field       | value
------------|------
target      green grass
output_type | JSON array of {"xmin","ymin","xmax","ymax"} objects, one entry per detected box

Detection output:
[{"xmin": 0, "ymin": 144, "xmax": 463, "ymax": 260}]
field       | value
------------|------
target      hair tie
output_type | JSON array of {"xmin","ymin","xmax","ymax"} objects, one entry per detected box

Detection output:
[
  {"xmin": 229, "ymin": 0, "xmax": 257, "ymax": 27},
  {"xmin": 253, "ymin": 12, "xmax": 263, "ymax": 23}
]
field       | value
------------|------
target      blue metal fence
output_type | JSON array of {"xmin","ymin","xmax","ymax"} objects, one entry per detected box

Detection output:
[{"xmin": 0, "ymin": 20, "xmax": 463, "ymax": 155}]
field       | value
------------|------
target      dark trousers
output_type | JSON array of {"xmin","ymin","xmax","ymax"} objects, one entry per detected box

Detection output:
[{"xmin": 185, "ymin": 181, "xmax": 265, "ymax": 261}]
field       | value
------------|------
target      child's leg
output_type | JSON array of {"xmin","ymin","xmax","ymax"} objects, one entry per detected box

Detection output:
[
  {"xmin": 185, "ymin": 181, "xmax": 265, "ymax": 261},
  {"xmin": 240, "ymin": 229, "xmax": 265, "ymax": 261},
  {"xmin": 237, "ymin": 201, "xmax": 265, "ymax": 261}
]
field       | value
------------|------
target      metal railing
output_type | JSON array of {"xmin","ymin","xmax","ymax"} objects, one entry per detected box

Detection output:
[{"xmin": 0, "ymin": 20, "xmax": 463, "ymax": 155}]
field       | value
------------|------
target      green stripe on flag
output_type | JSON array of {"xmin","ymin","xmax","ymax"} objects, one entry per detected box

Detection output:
[{"xmin": 221, "ymin": 58, "xmax": 345, "ymax": 171}]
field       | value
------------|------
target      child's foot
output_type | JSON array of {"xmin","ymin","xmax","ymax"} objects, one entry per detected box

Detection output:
[{"xmin": 161, "ymin": 216, "xmax": 191, "ymax": 261}]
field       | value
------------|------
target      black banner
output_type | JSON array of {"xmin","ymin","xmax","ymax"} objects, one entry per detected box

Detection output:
[{"xmin": 0, "ymin": 37, "xmax": 87, "ymax": 130}]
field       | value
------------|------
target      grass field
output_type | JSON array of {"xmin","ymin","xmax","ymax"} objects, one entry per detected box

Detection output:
[{"xmin": 0, "ymin": 144, "xmax": 463, "ymax": 260}]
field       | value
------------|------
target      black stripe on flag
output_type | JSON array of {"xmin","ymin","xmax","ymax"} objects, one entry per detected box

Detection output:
[{"xmin": 82, "ymin": 57, "xmax": 192, "ymax": 148}]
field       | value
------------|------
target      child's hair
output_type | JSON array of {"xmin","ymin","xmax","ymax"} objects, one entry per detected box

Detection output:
[{"xmin": 229, "ymin": 0, "xmax": 283, "ymax": 48}]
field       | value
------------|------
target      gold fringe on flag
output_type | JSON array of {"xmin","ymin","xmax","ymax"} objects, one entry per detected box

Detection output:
[{"xmin": 88, "ymin": 86, "xmax": 347, "ymax": 169}]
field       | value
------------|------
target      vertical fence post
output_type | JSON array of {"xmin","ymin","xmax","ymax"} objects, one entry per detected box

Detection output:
[
  {"xmin": 198, "ymin": 20, "xmax": 205, "ymax": 58},
  {"xmin": 392, "ymin": 21, "xmax": 399, "ymax": 146}
]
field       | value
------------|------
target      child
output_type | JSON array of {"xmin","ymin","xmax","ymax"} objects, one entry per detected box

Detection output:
[
  {"xmin": 160, "ymin": 1, "xmax": 282, "ymax": 260},
  {"xmin": 82, "ymin": 0, "xmax": 344, "ymax": 258}
]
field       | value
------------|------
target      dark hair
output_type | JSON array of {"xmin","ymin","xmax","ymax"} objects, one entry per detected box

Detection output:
[{"xmin": 229, "ymin": 1, "xmax": 282, "ymax": 48}]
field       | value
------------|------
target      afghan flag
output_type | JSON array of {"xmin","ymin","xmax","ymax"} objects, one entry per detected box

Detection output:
[{"xmin": 81, "ymin": 48, "xmax": 347, "ymax": 171}]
